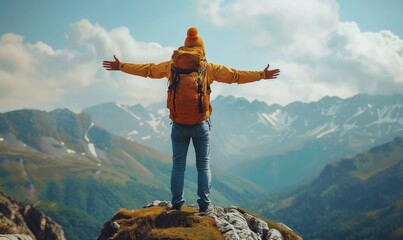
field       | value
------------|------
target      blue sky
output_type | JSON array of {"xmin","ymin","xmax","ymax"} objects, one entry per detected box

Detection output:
[{"xmin": 0, "ymin": 0, "xmax": 402, "ymax": 112}]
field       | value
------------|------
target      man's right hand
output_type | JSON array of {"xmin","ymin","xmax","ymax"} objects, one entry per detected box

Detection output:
[{"xmin": 103, "ymin": 55, "xmax": 121, "ymax": 71}]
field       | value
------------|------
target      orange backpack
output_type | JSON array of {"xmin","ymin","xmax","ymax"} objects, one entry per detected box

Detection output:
[{"xmin": 167, "ymin": 46, "xmax": 212, "ymax": 125}]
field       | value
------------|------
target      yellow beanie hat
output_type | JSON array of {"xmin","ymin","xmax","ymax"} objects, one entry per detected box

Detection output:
[{"xmin": 184, "ymin": 27, "xmax": 205, "ymax": 51}]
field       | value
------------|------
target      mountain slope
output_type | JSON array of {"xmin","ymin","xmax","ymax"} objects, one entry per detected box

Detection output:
[
  {"xmin": 251, "ymin": 137, "xmax": 403, "ymax": 240},
  {"xmin": 83, "ymin": 102, "xmax": 171, "ymax": 154},
  {"xmin": 0, "ymin": 109, "xmax": 264, "ymax": 239}
]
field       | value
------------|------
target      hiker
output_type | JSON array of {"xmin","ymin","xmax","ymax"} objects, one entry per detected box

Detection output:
[{"xmin": 103, "ymin": 27, "xmax": 280, "ymax": 212}]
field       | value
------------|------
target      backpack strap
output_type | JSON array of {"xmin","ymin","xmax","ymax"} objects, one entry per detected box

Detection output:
[{"xmin": 196, "ymin": 62, "xmax": 207, "ymax": 113}]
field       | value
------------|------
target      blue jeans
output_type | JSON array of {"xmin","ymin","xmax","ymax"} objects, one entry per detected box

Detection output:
[{"xmin": 170, "ymin": 119, "xmax": 212, "ymax": 209}]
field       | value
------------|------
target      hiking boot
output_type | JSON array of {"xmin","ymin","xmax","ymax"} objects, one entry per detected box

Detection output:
[
  {"xmin": 166, "ymin": 203, "xmax": 182, "ymax": 211},
  {"xmin": 199, "ymin": 204, "xmax": 213, "ymax": 213}
]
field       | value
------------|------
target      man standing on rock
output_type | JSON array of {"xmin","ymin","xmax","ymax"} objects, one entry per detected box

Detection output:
[{"xmin": 103, "ymin": 27, "xmax": 280, "ymax": 212}]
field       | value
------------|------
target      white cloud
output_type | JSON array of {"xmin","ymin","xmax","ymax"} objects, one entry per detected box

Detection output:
[
  {"xmin": 198, "ymin": 0, "xmax": 403, "ymax": 105},
  {"xmin": 0, "ymin": 34, "xmax": 66, "ymax": 110},
  {"xmin": 0, "ymin": 19, "xmax": 174, "ymax": 112},
  {"xmin": 199, "ymin": 0, "xmax": 339, "ymax": 58},
  {"xmin": 1, "ymin": 1, "xmax": 403, "ymax": 113}
]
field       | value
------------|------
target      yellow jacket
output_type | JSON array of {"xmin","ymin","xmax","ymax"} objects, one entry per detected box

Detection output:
[
  {"xmin": 120, "ymin": 61, "xmax": 266, "ymax": 84},
  {"xmin": 120, "ymin": 61, "xmax": 266, "ymax": 124}
]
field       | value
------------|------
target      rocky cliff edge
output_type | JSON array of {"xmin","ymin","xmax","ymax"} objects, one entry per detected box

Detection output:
[
  {"xmin": 97, "ymin": 200, "xmax": 302, "ymax": 240},
  {"xmin": 0, "ymin": 192, "xmax": 65, "ymax": 240}
]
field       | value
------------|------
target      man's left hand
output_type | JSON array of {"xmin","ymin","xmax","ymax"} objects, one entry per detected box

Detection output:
[{"xmin": 263, "ymin": 64, "xmax": 280, "ymax": 79}]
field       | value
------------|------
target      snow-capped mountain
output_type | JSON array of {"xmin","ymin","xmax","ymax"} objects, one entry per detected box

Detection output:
[
  {"xmin": 83, "ymin": 102, "xmax": 172, "ymax": 154},
  {"xmin": 83, "ymin": 94, "xmax": 403, "ymax": 189},
  {"xmin": 221, "ymin": 94, "xmax": 403, "ymax": 189}
]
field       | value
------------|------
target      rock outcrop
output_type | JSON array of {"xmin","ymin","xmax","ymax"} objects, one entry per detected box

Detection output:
[
  {"xmin": 0, "ymin": 235, "xmax": 33, "ymax": 240},
  {"xmin": 97, "ymin": 200, "xmax": 302, "ymax": 240},
  {"xmin": 0, "ymin": 192, "xmax": 65, "ymax": 240}
]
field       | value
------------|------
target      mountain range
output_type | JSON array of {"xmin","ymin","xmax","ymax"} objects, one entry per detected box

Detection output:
[
  {"xmin": 0, "ymin": 108, "xmax": 263, "ymax": 240},
  {"xmin": 83, "ymin": 93, "xmax": 403, "ymax": 190},
  {"xmin": 0, "ymin": 93, "xmax": 402, "ymax": 239},
  {"xmin": 251, "ymin": 136, "xmax": 403, "ymax": 240}
]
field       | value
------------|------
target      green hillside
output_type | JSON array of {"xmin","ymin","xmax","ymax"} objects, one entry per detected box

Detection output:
[
  {"xmin": 0, "ymin": 109, "xmax": 264, "ymax": 240},
  {"xmin": 251, "ymin": 137, "xmax": 403, "ymax": 240}
]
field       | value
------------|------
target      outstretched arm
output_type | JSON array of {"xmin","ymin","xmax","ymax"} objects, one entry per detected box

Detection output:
[
  {"xmin": 209, "ymin": 63, "xmax": 280, "ymax": 84},
  {"xmin": 263, "ymin": 64, "xmax": 280, "ymax": 79},
  {"xmin": 103, "ymin": 55, "xmax": 121, "ymax": 71},
  {"xmin": 102, "ymin": 55, "xmax": 171, "ymax": 79}
]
